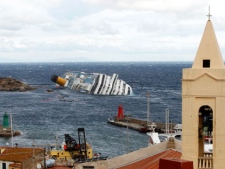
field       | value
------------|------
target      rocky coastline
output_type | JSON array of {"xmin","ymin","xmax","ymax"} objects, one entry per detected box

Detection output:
[{"xmin": 0, "ymin": 77, "xmax": 36, "ymax": 92}]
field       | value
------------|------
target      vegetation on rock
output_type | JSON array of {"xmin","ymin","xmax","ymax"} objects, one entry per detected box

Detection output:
[{"xmin": 0, "ymin": 77, "xmax": 36, "ymax": 92}]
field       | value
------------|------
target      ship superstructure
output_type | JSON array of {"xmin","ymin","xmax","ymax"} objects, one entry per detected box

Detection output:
[{"xmin": 51, "ymin": 71, "xmax": 133, "ymax": 95}]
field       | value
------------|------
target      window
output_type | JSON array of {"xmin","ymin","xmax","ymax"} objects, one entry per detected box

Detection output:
[
  {"xmin": 83, "ymin": 166, "xmax": 94, "ymax": 169},
  {"xmin": 2, "ymin": 163, "xmax": 6, "ymax": 169},
  {"xmin": 203, "ymin": 60, "xmax": 210, "ymax": 68}
]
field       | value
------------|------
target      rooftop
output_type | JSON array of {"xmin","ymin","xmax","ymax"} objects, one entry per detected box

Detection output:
[
  {"xmin": 0, "ymin": 147, "xmax": 44, "ymax": 162},
  {"xmin": 117, "ymin": 149, "xmax": 181, "ymax": 169}
]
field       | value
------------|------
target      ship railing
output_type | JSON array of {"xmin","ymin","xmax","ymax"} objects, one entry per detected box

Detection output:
[{"xmin": 198, "ymin": 153, "xmax": 213, "ymax": 169}]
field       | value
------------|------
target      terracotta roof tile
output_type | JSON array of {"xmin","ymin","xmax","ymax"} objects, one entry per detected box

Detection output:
[
  {"xmin": 9, "ymin": 163, "xmax": 22, "ymax": 167},
  {"xmin": 0, "ymin": 147, "xmax": 44, "ymax": 162},
  {"xmin": 118, "ymin": 149, "xmax": 181, "ymax": 169}
]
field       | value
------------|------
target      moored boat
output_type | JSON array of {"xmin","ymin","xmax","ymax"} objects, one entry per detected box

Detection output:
[{"xmin": 147, "ymin": 126, "xmax": 213, "ymax": 153}]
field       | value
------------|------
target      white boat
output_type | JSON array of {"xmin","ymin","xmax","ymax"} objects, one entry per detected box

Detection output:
[
  {"xmin": 146, "ymin": 123, "xmax": 177, "ymax": 145},
  {"xmin": 147, "ymin": 131, "xmax": 182, "ymax": 145},
  {"xmin": 147, "ymin": 123, "xmax": 212, "ymax": 153},
  {"xmin": 51, "ymin": 71, "xmax": 133, "ymax": 96}
]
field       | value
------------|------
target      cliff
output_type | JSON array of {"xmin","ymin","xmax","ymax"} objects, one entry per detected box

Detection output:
[{"xmin": 0, "ymin": 77, "xmax": 36, "ymax": 92}]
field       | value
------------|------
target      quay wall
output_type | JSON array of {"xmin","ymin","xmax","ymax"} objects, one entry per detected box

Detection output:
[{"xmin": 113, "ymin": 116, "xmax": 179, "ymax": 132}]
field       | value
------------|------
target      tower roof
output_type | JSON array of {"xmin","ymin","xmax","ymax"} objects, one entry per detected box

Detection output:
[{"xmin": 192, "ymin": 19, "xmax": 224, "ymax": 69}]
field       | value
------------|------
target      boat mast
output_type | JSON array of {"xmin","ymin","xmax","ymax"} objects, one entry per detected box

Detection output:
[
  {"xmin": 10, "ymin": 113, "xmax": 13, "ymax": 147},
  {"xmin": 146, "ymin": 92, "xmax": 150, "ymax": 126},
  {"xmin": 126, "ymin": 118, "xmax": 129, "ymax": 153},
  {"xmin": 165, "ymin": 109, "xmax": 169, "ymax": 134}
]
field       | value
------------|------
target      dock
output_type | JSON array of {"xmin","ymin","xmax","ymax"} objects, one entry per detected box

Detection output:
[
  {"xmin": 0, "ymin": 112, "xmax": 21, "ymax": 137},
  {"xmin": 107, "ymin": 105, "xmax": 181, "ymax": 133},
  {"xmin": 0, "ymin": 125, "xmax": 21, "ymax": 137},
  {"xmin": 107, "ymin": 116, "xmax": 179, "ymax": 133}
]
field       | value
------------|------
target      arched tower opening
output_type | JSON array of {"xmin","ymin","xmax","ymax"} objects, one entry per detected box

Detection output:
[{"xmin": 198, "ymin": 105, "xmax": 213, "ymax": 156}]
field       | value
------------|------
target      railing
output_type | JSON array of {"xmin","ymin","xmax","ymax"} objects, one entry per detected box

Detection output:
[{"xmin": 198, "ymin": 153, "xmax": 213, "ymax": 169}]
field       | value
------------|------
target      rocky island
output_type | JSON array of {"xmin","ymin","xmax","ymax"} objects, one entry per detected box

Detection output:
[{"xmin": 0, "ymin": 77, "xmax": 36, "ymax": 92}]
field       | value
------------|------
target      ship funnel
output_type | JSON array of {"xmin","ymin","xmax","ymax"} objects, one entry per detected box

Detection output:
[{"xmin": 51, "ymin": 74, "xmax": 67, "ymax": 86}]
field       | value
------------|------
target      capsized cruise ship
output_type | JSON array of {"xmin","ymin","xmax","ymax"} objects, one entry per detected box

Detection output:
[{"xmin": 51, "ymin": 71, "xmax": 133, "ymax": 95}]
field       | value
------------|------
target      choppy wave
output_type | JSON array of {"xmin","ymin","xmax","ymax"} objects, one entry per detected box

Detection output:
[{"xmin": 0, "ymin": 62, "xmax": 191, "ymax": 157}]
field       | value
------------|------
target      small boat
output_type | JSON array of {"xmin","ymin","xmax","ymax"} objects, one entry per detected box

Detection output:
[
  {"xmin": 147, "ymin": 131, "xmax": 182, "ymax": 145},
  {"xmin": 147, "ymin": 126, "xmax": 213, "ymax": 153},
  {"xmin": 51, "ymin": 71, "xmax": 133, "ymax": 95},
  {"xmin": 146, "ymin": 122, "xmax": 181, "ymax": 144}
]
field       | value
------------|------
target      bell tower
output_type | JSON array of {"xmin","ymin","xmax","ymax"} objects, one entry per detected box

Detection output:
[{"xmin": 181, "ymin": 11, "xmax": 225, "ymax": 169}]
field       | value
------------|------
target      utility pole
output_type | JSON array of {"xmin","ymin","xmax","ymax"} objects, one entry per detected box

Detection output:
[
  {"xmin": 44, "ymin": 148, "xmax": 46, "ymax": 169},
  {"xmin": 32, "ymin": 141, "xmax": 47, "ymax": 169}
]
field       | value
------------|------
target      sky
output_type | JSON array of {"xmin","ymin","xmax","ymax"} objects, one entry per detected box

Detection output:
[{"xmin": 0, "ymin": 0, "xmax": 224, "ymax": 62}]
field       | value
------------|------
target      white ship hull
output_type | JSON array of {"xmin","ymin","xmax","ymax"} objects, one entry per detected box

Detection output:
[{"xmin": 51, "ymin": 71, "xmax": 133, "ymax": 96}]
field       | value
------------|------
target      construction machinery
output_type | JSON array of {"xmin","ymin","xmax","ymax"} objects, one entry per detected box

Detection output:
[{"xmin": 50, "ymin": 128, "xmax": 92, "ymax": 162}]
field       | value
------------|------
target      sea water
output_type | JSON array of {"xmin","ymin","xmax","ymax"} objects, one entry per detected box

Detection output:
[{"xmin": 0, "ymin": 62, "xmax": 191, "ymax": 157}]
